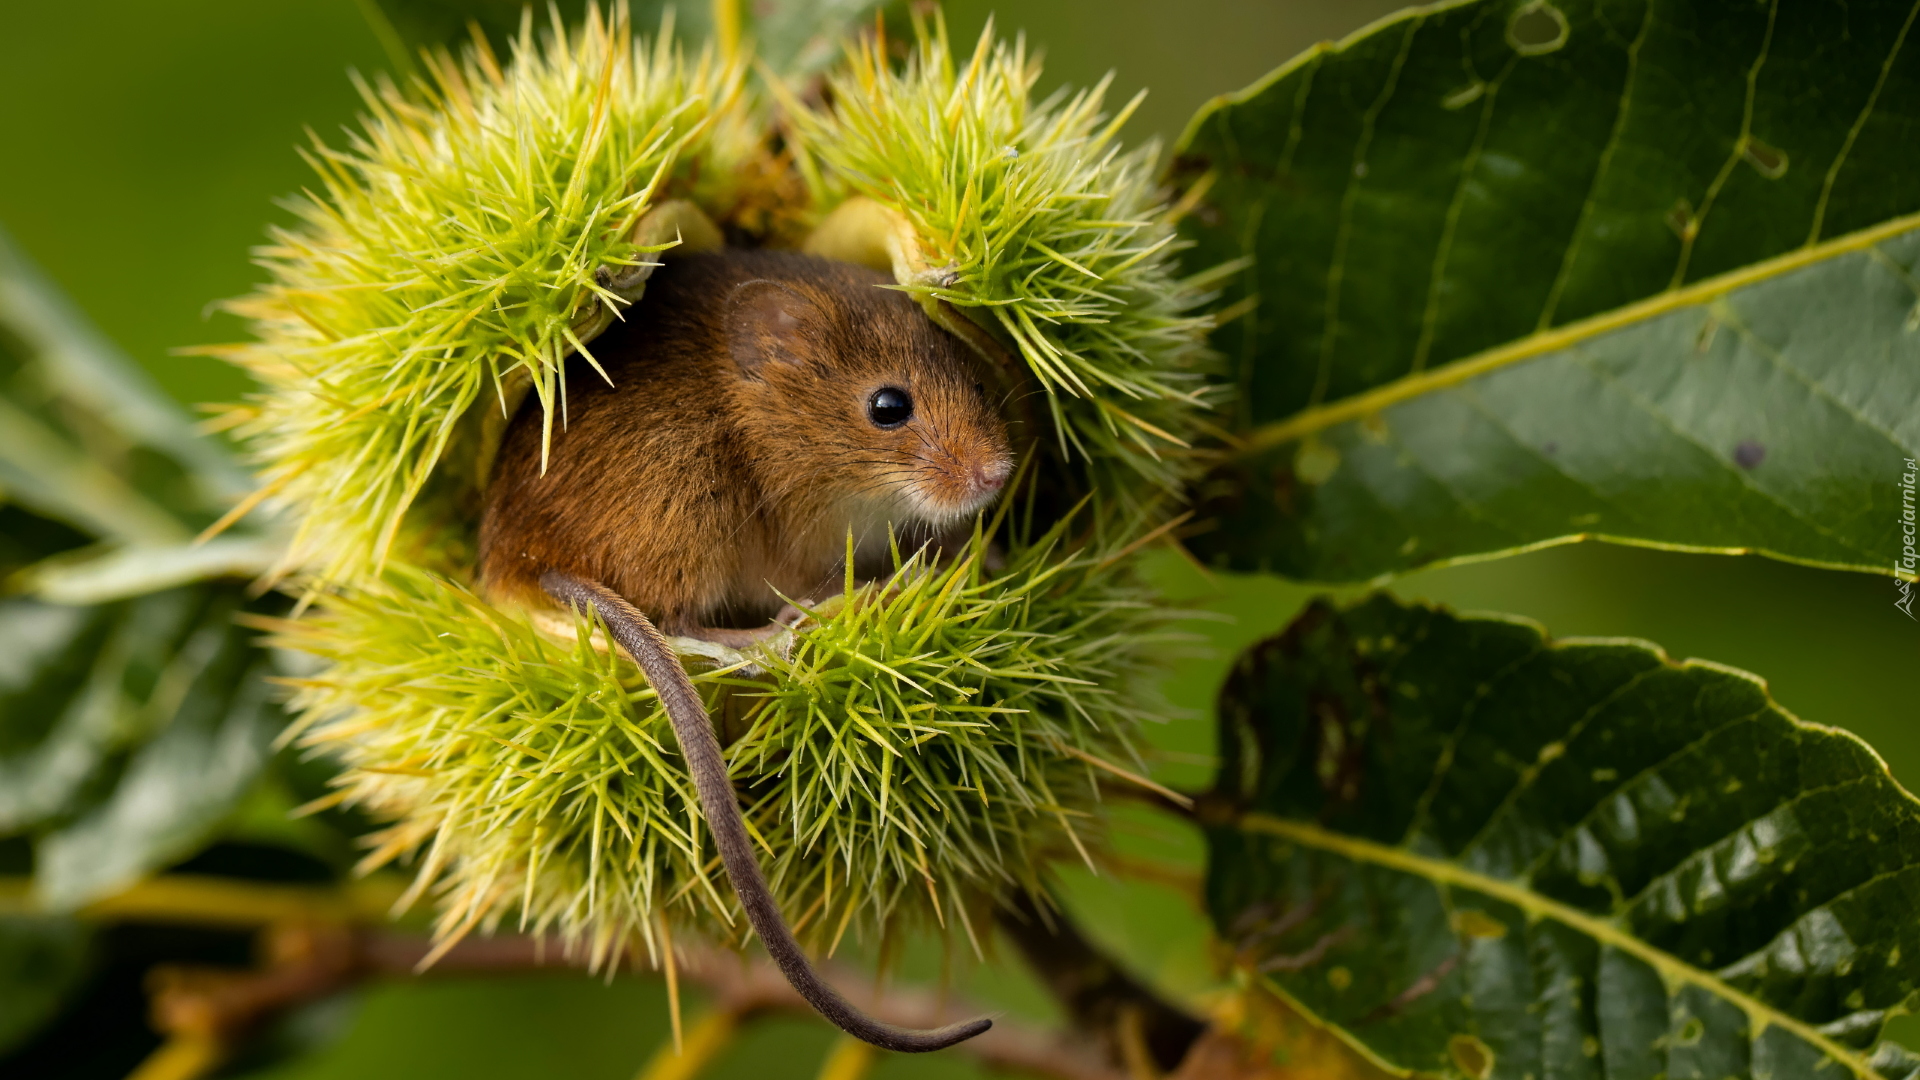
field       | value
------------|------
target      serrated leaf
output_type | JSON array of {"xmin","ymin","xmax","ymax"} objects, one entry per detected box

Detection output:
[
  {"xmin": 1175, "ymin": 0, "xmax": 1920, "ymax": 581},
  {"xmin": 0, "ymin": 915, "xmax": 89, "ymax": 1055},
  {"xmin": 1206, "ymin": 594, "xmax": 1920, "ymax": 1079}
]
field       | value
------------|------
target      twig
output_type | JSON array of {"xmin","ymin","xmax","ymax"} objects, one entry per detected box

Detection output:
[
  {"xmin": 134, "ymin": 921, "xmax": 1123, "ymax": 1080},
  {"xmin": 673, "ymin": 936, "xmax": 1123, "ymax": 1080},
  {"xmin": 13, "ymin": 873, "xmax": 1138, "ymax": 1079}
]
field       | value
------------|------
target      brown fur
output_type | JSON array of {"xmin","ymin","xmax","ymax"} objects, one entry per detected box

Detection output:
[{"xmin": 480, "ymin": 250, "xmax": 1013, "ymax": 633}]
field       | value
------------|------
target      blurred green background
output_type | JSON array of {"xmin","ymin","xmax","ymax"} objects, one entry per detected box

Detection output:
[{"xmin": 3, "ymin": 1, "xmax": 1914, "ymax": 1076}]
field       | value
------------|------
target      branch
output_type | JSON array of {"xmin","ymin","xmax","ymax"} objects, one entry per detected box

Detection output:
[
  {"xmin": 12, "ymin": 872, "xmax": 1166, "ymax": 1079},
  {"xmin": 134, "ymin": 921, "xmax": 1122, "ymax": 1080}
]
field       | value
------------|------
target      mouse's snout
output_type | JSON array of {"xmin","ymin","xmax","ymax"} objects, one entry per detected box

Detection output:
[
  {"xmin": 889, "ymin": 413, "xmax": 1013, "ymax": 523},
  {"xmin": 929, "ymin": 439, "xmax": 1013, "ymax": 516},
  {"xmin": 971, "ymin": 458, "xmax": 1010, "ymax": 494}
]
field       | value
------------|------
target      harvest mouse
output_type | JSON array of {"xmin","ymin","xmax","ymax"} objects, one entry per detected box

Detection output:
[
  {"xmin": 480, "ymin": 249, "xmax": 1015, "ymax": 645},
  {"xmin": 478, "ymin": 249, "xmax": 1012, "ymax": 1052}
]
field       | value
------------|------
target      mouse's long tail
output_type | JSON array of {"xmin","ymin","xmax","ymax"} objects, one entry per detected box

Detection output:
[{"xmin": 539, "ymin": 569, "xmax": 992, "ymax": 1053}]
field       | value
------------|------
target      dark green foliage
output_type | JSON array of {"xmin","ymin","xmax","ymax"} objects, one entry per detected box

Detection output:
[
  {"xmin": 28, "ymin": 587, "xmax": 284, "ymax": 908},
  {"xmin": 1177, "ymin": 0, "xmax": 1920, "ymax": 581},
  {"xmin": 1193, "ymin": 228, "xmax": 1920, "ymax": 579},
  {"xmin": 1206, "ymin": 594, "xmax": 1920, "ymax": 1078},
  {"xmin": 0, "ymin": 229, "xmax": 287, "ymax": 909}
]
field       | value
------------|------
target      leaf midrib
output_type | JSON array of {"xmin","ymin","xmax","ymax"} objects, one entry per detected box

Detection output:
[
  {"xmin": 1234, "ymin": 811, "xmax": 1888, "ymax": 1079},
  {"xmin": 1230, "ymin": 210, "xmax": 1920, "ymax": 457}
]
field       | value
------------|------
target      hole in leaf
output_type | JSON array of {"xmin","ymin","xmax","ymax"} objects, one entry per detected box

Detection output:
[
  {"xmin": 1743, "ymin": 137, "xmax": 1789, "ymax": 179},
  {"xmin": 1442, "ymin": 81, "xmax": 1486, "ymax": 110},
  {"xmin": 1449, "ymin": 1033, "xmax": 1495, "ymax": 1079},
  {"xmin": 1666, "ymin": 197, "xmax": 1698, "ymax": 240},
  {"xmin": 1508, "ymin": 1, "xmax": 1570, "ymax": 55},
  {"xmin": 1294, "ymin": 439, "xmax": 1341, "ymax": 485}
]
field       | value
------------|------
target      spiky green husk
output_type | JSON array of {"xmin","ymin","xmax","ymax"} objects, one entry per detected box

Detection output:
[
  {"xmin": 212, "ymin": 6, "xmax": 1216, "ymax": 958},
  {"xmin": 215, "ymin": 8, "xmax": 759, "ymax": 586},
  {"xmin": 787, "ymin": 15, "xmax": 1220, "ymax": 497},
  {"xmin": 275, "ymin": 515, "xmax": 1176, "ymax": 962}
]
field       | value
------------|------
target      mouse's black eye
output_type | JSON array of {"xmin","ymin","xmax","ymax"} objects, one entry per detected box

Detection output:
[{"xmin": 867, "ymin": 386, "xmax": 914, "ymax": 428}]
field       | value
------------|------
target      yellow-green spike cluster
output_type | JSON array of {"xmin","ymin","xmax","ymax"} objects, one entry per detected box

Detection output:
[
  {"xmin": 211, "ymin": 6, "xmax": 1215, "ymax": 961},
  {"xmin": 785, "ymin": 14, "xmax": 1223, "ymax": 497},
  {"xmin": 273, "ymin": 514, "xmax": 1177, "ymax": 962},
  {"xmin": 214, "ymin": 7, "xmax": 758, "ymax": 586}
]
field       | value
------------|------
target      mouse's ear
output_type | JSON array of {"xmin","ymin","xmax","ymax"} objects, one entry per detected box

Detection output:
[{"xmin": 727, "ymin": 279, "xmax": 817, "ymax": 379}]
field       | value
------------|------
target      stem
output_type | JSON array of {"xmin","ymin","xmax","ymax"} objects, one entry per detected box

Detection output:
[
  {"xmin": 6, "ymin": 873, "xmax": 1140, "ymax": 1078},
  {"xmin": 118, "ymin": 915, "xmax": 1121, "ymax": 1080}
]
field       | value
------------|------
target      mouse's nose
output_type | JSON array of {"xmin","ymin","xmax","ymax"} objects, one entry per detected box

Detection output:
[{"xmin": 972, "ymin": 459, "xmax": 1010, "ymax": 493}]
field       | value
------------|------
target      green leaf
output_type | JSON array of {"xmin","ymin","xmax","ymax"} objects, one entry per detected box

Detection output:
[
  {"xmin": 1175, "ymin": 0, "xmax": 1920, "ymax": 581},
  {"xmin": 21, "ymin": 535, "xmax": 282, "ymax": 607},
  {"xmin": 0, "ymin": 588, "xmax": 278, "ymax": 854},
  {"xmin": 0, "ymin": 915, "xmax": 89, "ymax": 1055},
  {"xmin": 19, "ymin": 588, "xmax": 283, "ymax": 908},
  {"xmin": 0, "ymin": 594, "xmax": 184, "ymax": 832},
  {"xmin": 1206, "ymin": 594, "xmax": 1920, "ymax": 1079},
  {"xmin": 0, "ymin": 227, "xmax": 286, "ymax": 910}
]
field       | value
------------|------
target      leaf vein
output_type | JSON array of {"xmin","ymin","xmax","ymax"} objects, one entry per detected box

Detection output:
[
  {"xmin": 1311, "ymin": 15, "xmax": 1425, "ymax": 408},
  {"xmin": 1410, "ymin": 45, "xmax": 1517, "ymax": 375},
  {"xmin": 1809, "ymin": 0, "xmax": 1920, "ymax": 244},
  {"xmin": 1560, "ymin": 347, "xmax": 1870, "ymax": 560},
  {"xmin": 1716, "ymin": 294, "xmax": 1916, "ymax": 452},
  {"xmin": 1670, "ymin": 0, "xmax": 1779, "ymax": 289},
  {"xmin": 1238, "ymin": 812, "xmax": 1888, "ymax": 1079},
  {"xmin": 1455, "ymin": 661, "xmax": 1672, "ymax": 867},
  {"xmin": 1535, "ymin": 0, "xmax": 1656, "ymax": 331}
]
